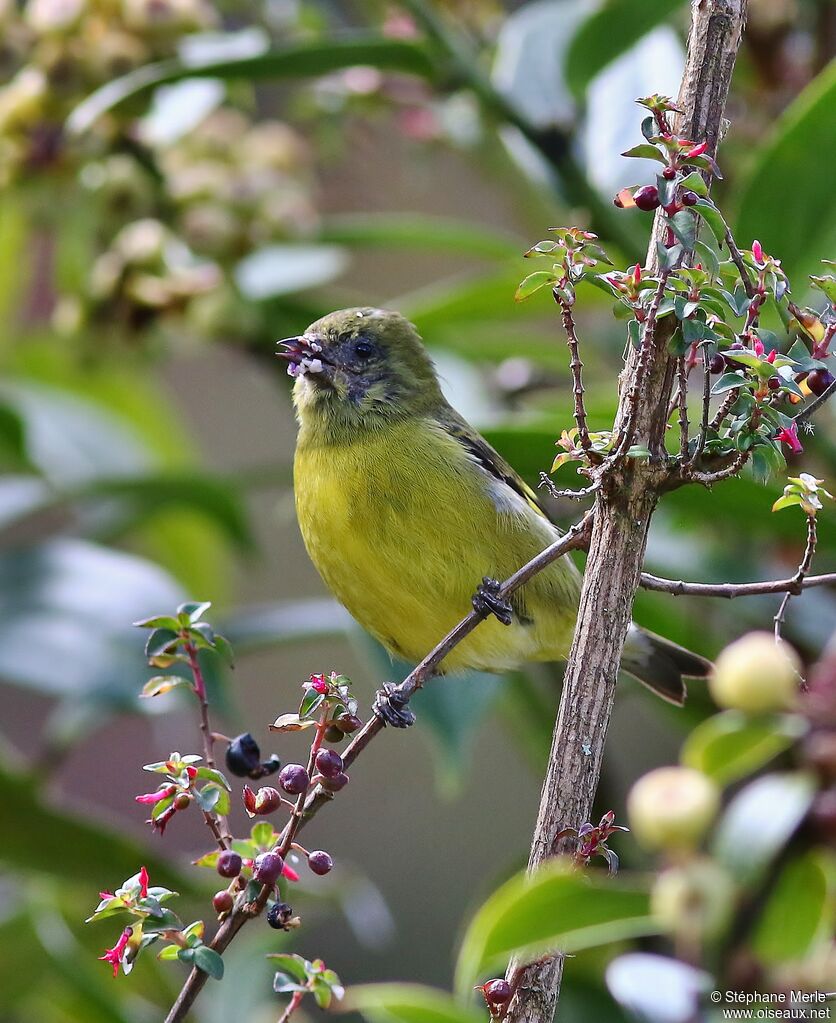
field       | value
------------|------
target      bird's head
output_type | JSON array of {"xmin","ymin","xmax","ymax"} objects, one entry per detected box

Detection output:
[{"xmin": 278, "ymin": 307, "xmax": 443, "ymax": 429}]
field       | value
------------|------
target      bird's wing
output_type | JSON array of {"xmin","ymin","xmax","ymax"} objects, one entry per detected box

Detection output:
[{"xmin": 442, "ymin": 413, "xmax": 554, "ymax": 522}]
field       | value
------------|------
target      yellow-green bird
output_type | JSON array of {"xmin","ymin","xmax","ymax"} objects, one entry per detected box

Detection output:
[{"xmin": 280, "ymin": 307, "xmax": 709, "ymax": 722}]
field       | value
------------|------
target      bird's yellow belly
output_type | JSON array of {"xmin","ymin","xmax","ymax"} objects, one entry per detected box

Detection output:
[{"xmin": 293, "ymin": 424, "xmax": 580, "ymax": 673}]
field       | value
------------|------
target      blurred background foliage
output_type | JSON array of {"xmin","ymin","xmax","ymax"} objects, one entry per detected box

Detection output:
[{"xmin": 0, "ymin": 0, "xmax": 834, "ymax": 1020}]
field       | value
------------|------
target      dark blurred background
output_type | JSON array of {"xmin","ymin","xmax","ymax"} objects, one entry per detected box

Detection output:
[{"xmin": 0, "ymin": 0, "xmax": 834, "ymax": 1019}]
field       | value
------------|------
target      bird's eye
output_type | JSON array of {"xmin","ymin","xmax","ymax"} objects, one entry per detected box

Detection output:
[{"xmin": 353, "ymin": 338, "xmax": 374, "ymax": 359}]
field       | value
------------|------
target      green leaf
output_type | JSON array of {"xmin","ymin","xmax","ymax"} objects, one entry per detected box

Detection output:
[
  {"xmin": 712, "ymin": 772, "xmax": 817, "ymax": 885},
  {"xmin": 132, "ymin": 615, "xmax": 180, "ymax": 631},
  {"xmin": 140, "ymin": 675, "xmax": 192, "ymax": 698},
  {"xmin": 299, "ymin": 687, "xmax": 325, "ymax": 719},
  {"xmin": 669, "ymin": 210, "xmax": 697, "ymax": 251},
  {"xmin": 514, "ymin": 271, "xmax": 556, "ymax": 302},
  {"xmin": 693, "ymin": 198, "xmax": 727, "ymax": 243},
  {"xmin": 455, "ymin": 861, "xmax": 656, "ymax": 993},
  {"xmin": 621, "ymin": 144, "xmax": 666, "ymax": 163},
  {"xmin": 735, "ymin": 60, "xmax": 836, "ymax": 282},
  {"xmin": 193, "ymin": 945, "xmax": 225, "ymax": 980},
  {"xmin": 342, "ymin": 984, "xmax": 485, "ymax": 1023},
  {"xmin": 178, "ymin": 601, "xmax": 211, "ymax": 622},
  {"xmin": 681, "ymin": 711, "xmax": 805, "ymax": 785},
  {"xmin": 145, "ymin": 628, "xmax": 179, "ymax": 658},
  {"xmin": 712, "ymin": 372, "xmax": 747, "ymax": 394},
  {"xmin": 266, "ymin": 954, "xmax": 310, "ymax": 985},
  {"xmin": 68, "ymin": 38, "xmax": 438, "ymax": 134},
  {"xmin": 752, "ymin": 851, "xmax": 833, "ymax": 964},
  {"xmin": 678, "ymin": 171, "xmax": 709, "ymax": 197},
  {"xmin": 563, "ymin": 0, "xmax": 683, "ymax": 98}
]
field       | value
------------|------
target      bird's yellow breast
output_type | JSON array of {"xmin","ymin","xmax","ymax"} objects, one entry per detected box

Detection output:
[{"xmin": 294, "ymin": 417, "xmax": 580, "ymax": 673}]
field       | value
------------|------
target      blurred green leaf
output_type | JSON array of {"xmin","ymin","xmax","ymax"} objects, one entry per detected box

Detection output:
[
  {"xmin": 564, "ymin": 0, "xmax": 683, "ymax": 99},
  {"xmin": 69, "ymin": 37, "xmax": 438, "ymax": 134},
  {"xmin": 318, "ymin": 214, "xmax": 520, "ymax": 260},
  {"xmin": 0, "ymin": 538, "xmax": 183, "ymax": 704},
  {"xmin": 342, "ymin": 983, "xmax": 484, "ymax": 1023},
  {"xmin": 219, "ymin": 599, "xmax": 352, "ymax": 653},
  {"xmin": 712, "ymin": 771, "xmax": 817, "ymax": 885},
  {"xmin": 735, "ymin": 59, "xmax": 836, "ymax": 282},
  {"xmin": 752, "ymin": 850, "xmax": 834, "ymax": 964},
  {"xmin": 455, "ymin": 861, "xmax": 656, "ymax": 993},
  {"xmin": 681, "ymin": 710, "xmax": 804, "ymax": 785},
  {"xmin": 0, "ymin": 762, "xmax": 196, "ymax": 892}
]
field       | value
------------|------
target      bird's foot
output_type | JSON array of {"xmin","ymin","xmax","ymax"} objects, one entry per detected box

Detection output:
[
  {"xmin": 472, "ymin": 576, "xmax": 513, "ymax": 626},
  {"xmin": 373, "ymin": 682, "xmax": 416, "ymax": 728}
]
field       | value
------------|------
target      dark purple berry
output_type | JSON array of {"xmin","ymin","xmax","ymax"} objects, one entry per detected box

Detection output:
[
  {"xmin": 319, "ymin": 771, "xmax": 349, "ymax": 793},
  {"xmin": 681, "ymin": 190, "xmax": 698, "ymax": 206},
  {"xmin": 708, "ymin": 353, "xmax": 725, "ymax": 374},
  {"xmin": 633, "ymin": 185, "xmax": 660, "ymax": 211},
  {"xmin": 324, "ymin": 724, "xmax": 345, "ymax": 743},
  {"xmin": 253, "ymin": 851, "xmax": 285, "ymax": 885},
  {"xmin": 279, "ymin": 764, "xmax": 309, "ymax": 795},
  {"xmin": 217, "ymin": 850, "xmax": 242, "ymax": 878},
  {"xmin": 482, "ymin": 979, "xmax": 513, "ymax": 1009},
  {"xmin": 768, "ymin": 376, "xmax": 781, "ymax": 391},
  {"xmin": 213, "ymin": 890, "xmax": 234, "ymax": 914},
  {"xmin": 226, "ymin": 733, "xmax": 261, "ymax": 777},
  {"xmin": 336, "ymin": 713, "xmax": 362, "ymax": 733},
  {"xmin": 173, "ymin": 792, "xmax": 192, "ymax": 811},
  {"xmin": 308, "ymin": 850, "xmax": 333, "ymax": 876},
  {"xmin": 662, "ymin": 166, "xmax": 676, "ymax": 180},
  {"xmin": 267, "ymin": 902, "xmax": 293, "ymax": 929},
  {"xmin": 807, "ymin": 368, "xmax": 834, "ymax": 396},
  {"xmin": 315, "ymin": 748, "xmax": 344, "ymax": 779}
]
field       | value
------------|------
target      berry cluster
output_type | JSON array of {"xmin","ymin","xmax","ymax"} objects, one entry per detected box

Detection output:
[{"xmin": 89, "ymin": 604, "xmax": 353, "ymax": 1020}]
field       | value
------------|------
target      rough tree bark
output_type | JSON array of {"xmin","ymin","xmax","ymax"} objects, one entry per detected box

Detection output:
[{"xmin": 504, "ymin": 1, "xmax": 748, "ymax": 1019}]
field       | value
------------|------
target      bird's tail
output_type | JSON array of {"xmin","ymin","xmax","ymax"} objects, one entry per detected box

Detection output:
[{"xmin": 621, "ymin": 624, "xmax": 712, "ymax": 705}]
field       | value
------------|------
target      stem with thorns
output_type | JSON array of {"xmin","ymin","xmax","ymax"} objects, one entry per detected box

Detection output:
[{"xmin": 555, "ymin": 288, "xmax": 595, "ymax": 455}]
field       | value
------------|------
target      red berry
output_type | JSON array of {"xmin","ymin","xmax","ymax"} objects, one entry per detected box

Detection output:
[
  {"xmin": 708, "ymin": 353, "xmax": 725, "ymax": 374},
  {"xmin": 279, "ymin": 764, "xmax": 310, "ymax": 795},
  {"xmin": 482, "ymin": 979, "xmax": 513, "ymax": 1009},
  {"xmin": 662, "ymin": 166, "xmax": 676, "ymax": 180},
  {"xmin": 213, "ymin": 890, "xmax": 234, "ymax": 914},
  {"xmin": 315, "ymin": 748, "xmax": 344, "ymax": 779},
  {"xmin": 768, "ymin": 376, "xmax": 781, "ymax": 391},
  {"xmin": 217, "ymin": 850, "xmax": 242, "ymax": 878},
  {"xmin": 807, "ymin": 368, "xmax": 834, "ymax": 396},
  {"xmin": 253, "ymin": 851, "xmax": 285, "ymax": 885},
  {"xmin": 308, "ymin": 850, "xmax": 333, "ymax": 876},
  {"xmin": 633, "ymin": 185, "xmax": 660, "ymax": 211},
  {"xmin": 682, "ymin": 190, "xmax": 698, "ymax": 206}
]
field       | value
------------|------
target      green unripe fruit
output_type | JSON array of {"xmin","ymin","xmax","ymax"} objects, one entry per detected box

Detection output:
[
  {"xmin": 651, "ymin": 858, "xmax": 734, "ymax": 941},
  {"xmin": 710, "ymin": 632, "xmax": 800, "ymax": 714},
  {"xmin": 628, "ymin": 766, "xmax": 719, "ymax": 851}
]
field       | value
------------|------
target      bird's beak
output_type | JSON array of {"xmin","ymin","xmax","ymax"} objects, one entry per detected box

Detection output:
[{"xmin": 276, "ymin": 335, "xmax": 325, "ymax": 378}]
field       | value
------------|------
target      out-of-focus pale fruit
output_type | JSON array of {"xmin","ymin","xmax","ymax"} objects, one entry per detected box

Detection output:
[
  {"xmin": 627, "ymin": 766, "xmax": 720, "ymax": 851},
  {"xmin": 710, "ymin": 632, "xmax": 801, "ymax": 714}
]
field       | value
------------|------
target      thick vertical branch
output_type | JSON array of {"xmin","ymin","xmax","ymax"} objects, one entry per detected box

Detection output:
[{"xmin": 504, "ymin": 2, "xmax": 747, "ymax": 1020}]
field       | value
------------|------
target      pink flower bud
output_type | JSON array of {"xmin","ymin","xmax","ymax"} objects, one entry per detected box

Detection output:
[{"xmin": 752, "ymin": 239, "xmax": 764, "ymax": 263}]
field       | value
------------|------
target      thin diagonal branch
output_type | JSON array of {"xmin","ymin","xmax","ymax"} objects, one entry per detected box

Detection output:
[{"xmin": 639, "ymin": 567, "xmax": 835, "ymax": 598}]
